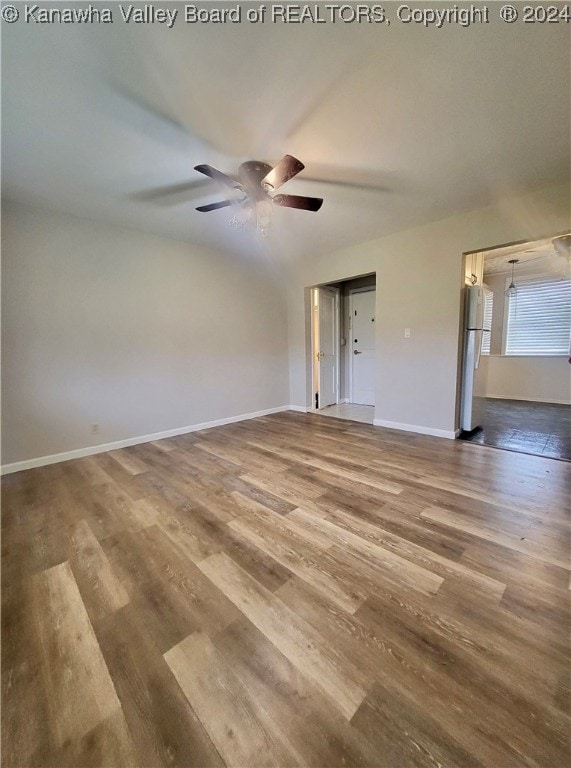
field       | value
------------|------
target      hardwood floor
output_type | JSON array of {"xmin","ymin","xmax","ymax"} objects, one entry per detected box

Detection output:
[{"xmin": 2, "ymin": 411, "xmax": 570, "ymax": 767}]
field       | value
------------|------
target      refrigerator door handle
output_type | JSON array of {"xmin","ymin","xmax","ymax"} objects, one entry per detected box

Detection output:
[{"xmin": 474, "ymin": 329, "xmax": 483, "ymax": 369}]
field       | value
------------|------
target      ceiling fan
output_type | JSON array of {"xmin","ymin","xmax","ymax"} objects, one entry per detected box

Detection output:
[
  {"xmin": 193, "ymin": 155, "xmax": 323, "ymax": 235},
  {"xmin": 119, "ymin": 86, "xmax": 392, "ymax": 227}
]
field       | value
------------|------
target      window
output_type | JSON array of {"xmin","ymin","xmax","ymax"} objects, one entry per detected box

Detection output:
[
  {"xmin": 505, "ymin": 277, "xmax": 571, "ymax": 356},
  {"xmin": 481, "ymin": 288, "xmax": 493, "ymax": 355}
]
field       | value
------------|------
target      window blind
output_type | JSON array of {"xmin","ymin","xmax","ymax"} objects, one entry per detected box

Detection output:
[
  {"xmin": 505, "ymin": 277, "xmax": 571, "ymax": 356},
  {"xmin": 481, "ymin": 289, "xmax": 493, "ymax": 355}
]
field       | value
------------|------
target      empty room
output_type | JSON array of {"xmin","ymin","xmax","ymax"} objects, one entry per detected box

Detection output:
[{"xmin": 1, "ymin": 3, "xmax": 570, "ymax": 767}]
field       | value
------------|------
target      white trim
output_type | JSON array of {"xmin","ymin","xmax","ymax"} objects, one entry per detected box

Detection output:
[
  {"xmin": 312, "ymin": 286, "xmax": 341, "ymax": 409},
  {"xmin": 288, "ymin": 404, "xmax": 311, "ymax": 413},
  {"xmin": 334, "ymin": 290, "xmax": 341, "ymax": 405},
  {"xmin": 310, "ymin": 287, "xmax": 318, "ymax": 411},
  {"xmin": 1, "ymin": 405, "xmax": 292, "ymax": 475},
  {"xmin": 339, "ymin": 398, "xmax": 349, "ymax": 404},
  {"xmin": 486, "ymin": 394, "xmax": 571, "ymax": 405},
  {"xmin": 373, "ymin": 418, "xmax": 457, "ymax": 440}
]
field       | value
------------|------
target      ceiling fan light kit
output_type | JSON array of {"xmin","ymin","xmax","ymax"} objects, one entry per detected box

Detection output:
[{"xmin": 194, "ymin": 155, "xmax": 323, "ymax": 236}]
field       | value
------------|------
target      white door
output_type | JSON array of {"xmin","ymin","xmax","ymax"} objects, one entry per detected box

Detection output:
[
  {"xmin": 318, "ymin": 288, "xmax": 338, "ymax": 408},
  {"xmin": 351, "ymin": 290, "xmax": 375, "ymax": 405}
]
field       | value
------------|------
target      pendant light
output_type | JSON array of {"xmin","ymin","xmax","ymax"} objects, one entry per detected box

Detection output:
[{"xmin": 505, "ymin": 258, "xmax": 519, "ymax": 297}]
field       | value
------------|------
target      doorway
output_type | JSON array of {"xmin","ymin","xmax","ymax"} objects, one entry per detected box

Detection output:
[
  {"xmin": 310, "ymin": 274, "xmax": 376, "ymax": 424},
  {"xmin": 458, "ymin": 234, "xmax": 571, "ymax": 461},
  {"xmin": 350, "ymin": 288, "xmax": 376, "ymax": 405},
  {"xmin": 312, "ymin": 286, "xmax": 340, "ymax": 409}
]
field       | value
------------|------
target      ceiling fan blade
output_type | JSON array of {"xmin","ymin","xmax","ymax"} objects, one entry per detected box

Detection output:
[
  {"xmin": 272, "ymin": 194, "xmax": 323, "ymax": 212},
  {"xmin": 132, "ymin": 179, "xmax": 210, "ymax": 205},
  {"xmin": 262, "ymin": 155, "xmax": 305, "ymax": 191},
  {"xmin": 194, "ymin": 164, "xmax": 239, "ymax": 190},
  {"xmin": 196, "ymin": 200, "xmax": 234, "ymax": 212},
  {"xmin": 301, "ymin": 177, "xmax": 389, "ymax": 193}
]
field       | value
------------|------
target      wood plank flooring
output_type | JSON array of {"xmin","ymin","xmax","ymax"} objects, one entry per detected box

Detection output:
[{"xmin": 2, "ymin": 411, "xmax": 570, "ymax": 767}]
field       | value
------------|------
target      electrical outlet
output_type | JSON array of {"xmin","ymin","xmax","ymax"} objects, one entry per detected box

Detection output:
[
  {"xmin": 404, "ymin": 328, "xmax": 411, "ymax": 338},
  {"xmin": 91, "ymin": 423, "xmax": 99, "ymax": 435}
]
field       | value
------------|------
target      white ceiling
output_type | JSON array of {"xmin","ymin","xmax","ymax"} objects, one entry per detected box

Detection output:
[
  {"xmin": 483, "ymin": 237, "xmax": 570, "ymax": 278},
  {"xmin": 3, "ymin": 7, "xmax": 570, "ymax": 261}
]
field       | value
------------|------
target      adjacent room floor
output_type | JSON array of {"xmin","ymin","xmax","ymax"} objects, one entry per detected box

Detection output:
[
  {"xmin": 317, "ymin": 403, "xmax": 374, "ymax": 424},
  {"xmin": 2, "ymin": 412, "xmax": 569, "ymax": 767},
  {"xmin": 460, "ymin": 397, "xmax": 571, "ymax": 461}
]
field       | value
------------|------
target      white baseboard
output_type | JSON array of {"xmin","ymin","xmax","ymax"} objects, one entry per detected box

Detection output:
[
  {"xmin": 486, "ymin": 394, "xmax": 571, "ymax": 406},
  {"xmin": 287, "ymin": 405, "xmax": 310, "ymax": 413},
  {"xmin": 1, "ymin": 405, "xmax": 292, "ymax": 476},
  {"xmin": 373, "ymin": 418, "xmax": 457, "ymax": 440},
  {"xmin": 339, "ymin": 398, "xmax": 350, "ymax": 404}
]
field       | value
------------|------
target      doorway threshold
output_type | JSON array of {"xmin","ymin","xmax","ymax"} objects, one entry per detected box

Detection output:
[{"xmin": 317, "ymin": 403, "xmax": 374, "ymax": 425}]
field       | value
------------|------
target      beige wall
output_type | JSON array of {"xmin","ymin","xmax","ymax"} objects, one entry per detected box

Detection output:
[
  {"xmin": 3, "ymin": 184, "xmax": 568, "ymax": 467},
  {"xmin": 287, "ymin": 184, "xmax": 570, "ymax": 437},
  {"xmin": 2, "ymin": 202, "xmax": 289, "ymax": 466},
  {"xmin": 485, "ymin": 357, "xmax": 570, "ymax": 404}
]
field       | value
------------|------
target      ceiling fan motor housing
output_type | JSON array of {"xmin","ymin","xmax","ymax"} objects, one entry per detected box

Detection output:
[{"xmin": 239, "ymin": 161, "xmax": 273, "ymax": 199}]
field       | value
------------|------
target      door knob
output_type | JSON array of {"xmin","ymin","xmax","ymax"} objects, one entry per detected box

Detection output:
[{"xmin": 353, "ymin": 350, "xmax": 362, "ymax": 355}]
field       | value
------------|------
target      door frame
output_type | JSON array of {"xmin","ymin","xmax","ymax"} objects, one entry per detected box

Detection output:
[
  {"xmin": 348, "ymin": 287, "xmax": 376, "ymax": 405},
  {"xmin": 311, "ymin": 286, "xmax": 341, "ymax": 410}
]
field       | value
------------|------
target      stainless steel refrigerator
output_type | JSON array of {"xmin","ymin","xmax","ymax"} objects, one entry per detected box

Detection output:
[{"xmin": 460, "ymin": 285, "xmax": 491, "ymax": 432}]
